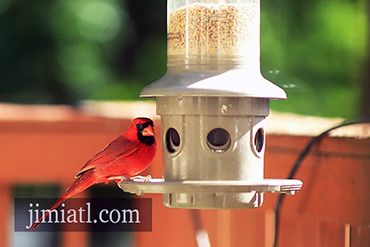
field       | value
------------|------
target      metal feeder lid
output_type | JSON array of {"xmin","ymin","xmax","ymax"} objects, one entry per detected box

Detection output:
[{"xmin": 140, "ymin": 69, "xmax": 287, "ymax": 99}]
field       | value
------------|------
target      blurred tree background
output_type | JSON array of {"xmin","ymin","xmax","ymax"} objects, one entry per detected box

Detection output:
[{"xmin": 0, "ymin": 0, "xmax": 368, "ymax": 118}]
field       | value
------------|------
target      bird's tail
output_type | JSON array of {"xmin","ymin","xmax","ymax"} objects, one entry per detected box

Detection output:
[{"xmin": 29, "ymin": 171, "xmax": 95, "ymax": 230}]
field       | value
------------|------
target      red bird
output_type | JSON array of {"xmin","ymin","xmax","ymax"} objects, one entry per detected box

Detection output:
[{"xmin": 29, "ymin": 117, "xmax": 156, "ymax": 230}]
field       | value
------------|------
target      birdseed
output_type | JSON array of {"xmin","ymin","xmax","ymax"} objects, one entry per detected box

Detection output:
[{"xmin": 168, "ymin": 3, "xmax": 259, "ymax": 58}]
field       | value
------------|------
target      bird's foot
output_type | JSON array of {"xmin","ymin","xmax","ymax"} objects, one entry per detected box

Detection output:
[
  {"xmin": 128, "ymin": 175, "xmax": 152, "ymax": 182},
  {"xmin": 107, "ymin": 176, "xmax": 128, "ymax": 183}
]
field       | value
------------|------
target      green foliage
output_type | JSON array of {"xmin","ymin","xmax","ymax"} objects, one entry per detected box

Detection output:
[
  {"xmin": 0, "ymin": 0, "xmax": 368, "ymax": 118},
  {"xmin": 261, "ymin": 0, "xmax": 368, "ymax": 118}
]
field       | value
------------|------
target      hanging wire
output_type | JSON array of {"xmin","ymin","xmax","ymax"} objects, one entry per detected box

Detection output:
[{"xmin": 273, "ymin": 117, "xmax": 370, "ymax": 247}]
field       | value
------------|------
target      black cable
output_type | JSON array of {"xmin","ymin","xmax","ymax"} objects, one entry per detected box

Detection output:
[{"xmin": 273, "ymin": 117, "xmax": 370, "ymax": 247}]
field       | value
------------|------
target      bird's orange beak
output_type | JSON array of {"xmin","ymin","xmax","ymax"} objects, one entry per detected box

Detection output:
[{"xmin": 142, "ymin": 125, "xmax": 155, "ymax": 136}]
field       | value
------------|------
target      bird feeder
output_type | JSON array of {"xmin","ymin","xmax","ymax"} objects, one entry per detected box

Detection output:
[{"xmin": 119, "ymin": 0, "xmax": 302, "ymax": 208}]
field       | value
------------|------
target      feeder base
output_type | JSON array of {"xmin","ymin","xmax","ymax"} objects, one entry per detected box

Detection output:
[{"xmin": 118, "ymin": 178, "xmax": 302, "ymax": 209}]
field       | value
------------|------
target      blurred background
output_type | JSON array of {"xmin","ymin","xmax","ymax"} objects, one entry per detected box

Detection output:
[
  {"xmin": 0, "ymin": 0, "xmax": 368, "ymax": 118},
  {"xmin": 1, "ymin": 1, "xmax": 369, "ymax": 247}
]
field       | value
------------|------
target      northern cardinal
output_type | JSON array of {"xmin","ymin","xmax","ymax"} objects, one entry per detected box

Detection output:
[{"xmin": 29, "ymin": 117, "xmax": 156, "ymax": 230}]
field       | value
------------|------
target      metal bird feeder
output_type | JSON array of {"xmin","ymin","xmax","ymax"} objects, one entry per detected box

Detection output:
[{"xmin": 119, "ymin": 0, "xmax": 302, "ymax": 208}]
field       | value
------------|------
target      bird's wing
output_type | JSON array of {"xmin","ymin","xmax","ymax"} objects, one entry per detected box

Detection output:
[{"xmin": 75, "ymin": 137, "xmax": 138, "ymax": 178}]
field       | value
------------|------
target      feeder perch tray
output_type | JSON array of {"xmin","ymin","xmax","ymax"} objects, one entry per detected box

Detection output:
[{"xmin": 118, "ymin": 178, "xmax": 303, "ymax": 196}]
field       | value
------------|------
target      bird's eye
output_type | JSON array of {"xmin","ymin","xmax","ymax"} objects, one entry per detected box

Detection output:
[{"xmin": 136, "ymin": 123, "xmax": 141, "ymax": 129}]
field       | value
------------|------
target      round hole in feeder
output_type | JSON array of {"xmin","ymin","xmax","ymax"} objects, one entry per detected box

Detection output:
[
  {"xmin": 166, "ymin": 128, "xmax": 180, "ymax": 153},
  {"xmin": 206, "ymin": 128, "xmax": 231, "ymax": 153},
  {"xmin": 254, "ymin": 128, "xmax": 264, "ymax": 153}
]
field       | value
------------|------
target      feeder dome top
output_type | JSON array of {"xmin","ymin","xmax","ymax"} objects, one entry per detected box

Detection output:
[{"xmin": 140, "ymin": 69, "xmax": 287, "ymax": 99}]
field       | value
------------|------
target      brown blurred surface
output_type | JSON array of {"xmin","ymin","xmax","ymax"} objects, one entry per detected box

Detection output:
[{"xmin": 0, "ymin": 102, "xmax": 369, "ymax": 247}]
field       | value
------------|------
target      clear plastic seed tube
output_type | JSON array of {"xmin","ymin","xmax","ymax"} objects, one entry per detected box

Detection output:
[{"xmin": 167, "ymin": 0, "xmax": 260, "ymax": 67}]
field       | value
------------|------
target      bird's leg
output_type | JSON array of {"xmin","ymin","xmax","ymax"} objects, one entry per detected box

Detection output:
[
  {"xmin": 107, "ymin": 176, "xmax": 128, "ymax": 183},
  {"xmin": 128, "ymin": 175, "xmax": 152, "ymax": 182}
]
